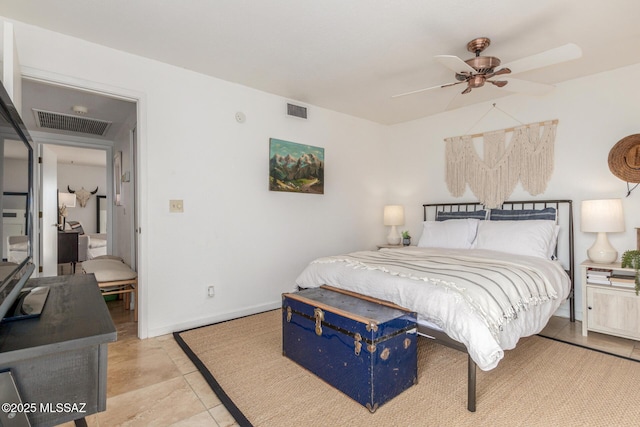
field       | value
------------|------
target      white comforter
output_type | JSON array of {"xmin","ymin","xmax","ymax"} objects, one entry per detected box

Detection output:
[{"xmin": 295, "ymin": 247, "xmax": 571, "ymax": 371}]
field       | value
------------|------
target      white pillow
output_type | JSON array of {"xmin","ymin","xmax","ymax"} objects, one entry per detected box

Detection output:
[
  {"xmin": 10, "ymin": 242, "xmax": 28, "ymax": 251},
  {"xmin": 474, "ymin": 220, "xmax": 557, "ymax": 259},
  {"xmin": 89, "ymin": 237, "xmax": 107, "ymax": 249},
  {"xmin": 417, "ymin": 219, "xmax": 479, "ymax": 249}
]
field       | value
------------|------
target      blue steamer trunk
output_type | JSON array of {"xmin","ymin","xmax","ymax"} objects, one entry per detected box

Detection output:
[{"xmin": 282, "ymin": 286, "xmax": 417, "ymax": 412}]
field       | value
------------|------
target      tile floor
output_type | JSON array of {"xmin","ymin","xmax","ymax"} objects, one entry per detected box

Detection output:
[
  {"xmin": 60, "ymin": 297, "xmax": 640, "ymax": 427},
  {"xmin": 59, "ymin": 299, "xmax": 238, "ymax": 427},
  {"xmin": 539, "ymin": 315, "xmax": 640, "ymax": 360}
]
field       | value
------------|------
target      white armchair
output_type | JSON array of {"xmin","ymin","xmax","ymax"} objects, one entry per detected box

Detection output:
[{"xmin": 7, "ymin": 235, "xmax": 29, "ymax": 263}]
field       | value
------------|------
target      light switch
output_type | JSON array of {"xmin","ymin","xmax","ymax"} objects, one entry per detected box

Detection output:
[{"xmin": 169, "ymin": 199, "xmax": 184, "ymax": 213}]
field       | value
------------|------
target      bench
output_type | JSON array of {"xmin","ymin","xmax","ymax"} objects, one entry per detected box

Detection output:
[{"xmin": 81, "ymin": 257, "xmax": 137, "ymax": 321}]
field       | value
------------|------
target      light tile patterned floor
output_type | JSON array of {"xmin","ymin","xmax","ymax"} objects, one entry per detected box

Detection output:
[
  {"xmin": 540, "ymin": 315, "xmax": 640, "ymax": 360},
  {"xmin": 60, "ymin": 299, "xmax": 237, "ymax": 427},
  {"xmin": 61, "ymin": 295, "xmax": 640, "ymax": 426}
]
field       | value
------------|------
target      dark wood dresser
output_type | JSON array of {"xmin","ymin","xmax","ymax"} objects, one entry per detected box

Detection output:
[
  {"xmin": 58, "ymin": 231, "xmax": 79, "ymax": 272},
  {"xmin": 0, "ymin": 274, "xmax": 117, "ymax": 426}
]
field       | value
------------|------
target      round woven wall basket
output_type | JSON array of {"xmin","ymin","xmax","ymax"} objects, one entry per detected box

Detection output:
[{"xmin": 608, "ymin": 134, "xmax": 640, "ymax": 183}]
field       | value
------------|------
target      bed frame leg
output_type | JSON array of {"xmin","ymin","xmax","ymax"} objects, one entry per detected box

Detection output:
[{"xmin": 468, "ymin": 355, "xmax": 476, "ymax": 412}]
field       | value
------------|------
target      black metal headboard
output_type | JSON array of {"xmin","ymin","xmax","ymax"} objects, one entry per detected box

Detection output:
[{"xmin": 423, "ymin": 200, "xmax": 575, "ymax": 322}]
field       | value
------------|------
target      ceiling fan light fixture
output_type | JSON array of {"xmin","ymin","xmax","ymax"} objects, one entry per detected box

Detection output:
[
  {"xmin": 465, "ymin": 56, "xmax": 501, "ymax": 73},
  {"xmin": 391, "ymin": 37, "xmax": 579, "ymax": 99},
  {"xmin": 469, "ymin": 75, "xmax": 486, "ymax": 88}
]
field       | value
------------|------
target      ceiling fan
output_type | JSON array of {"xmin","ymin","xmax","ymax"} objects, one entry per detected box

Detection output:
[{"xmin": 393, "ymin": 37, "xmax": 582, "ymax": 98}]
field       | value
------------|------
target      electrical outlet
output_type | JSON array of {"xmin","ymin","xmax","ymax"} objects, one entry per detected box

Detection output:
[
  {"xmin": 207, "ymin": 285, "xmax": 215, "ymax": 297},
  {"xmin": 169, "ymin": 199, "xmax": 184, "ymax": 213}
]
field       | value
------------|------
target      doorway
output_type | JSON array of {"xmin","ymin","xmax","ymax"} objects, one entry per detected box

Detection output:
[
  {"xmin": 39, "ymin": 143, "xmax": 111, "ymax": 276},
  {"xmin": 21, "ymin": 75, "xmax": 142, "ymax": 337}
]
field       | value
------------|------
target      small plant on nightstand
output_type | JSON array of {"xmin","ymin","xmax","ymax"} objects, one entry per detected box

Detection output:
[
  {"xmin": 401, "ymin": 230, "xmax": 411, "ymax": 246},
  {"xmin": 620, "ymin": 249, "xmax": 640, "ymax": 295}
]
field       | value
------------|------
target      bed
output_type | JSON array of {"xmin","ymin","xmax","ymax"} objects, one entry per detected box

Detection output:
[
  {"xmin": 86, "ymin": 233, "xmax": 107, "ymax": 259},
  {"xmin": 295, "ymin": 200, "xmax": 574, "ymax": 412}
]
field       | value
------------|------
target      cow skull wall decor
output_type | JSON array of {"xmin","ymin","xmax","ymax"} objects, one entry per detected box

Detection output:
[{"xmin": 67, "ymin": 185, "xmax": 99, "ymax": 208}]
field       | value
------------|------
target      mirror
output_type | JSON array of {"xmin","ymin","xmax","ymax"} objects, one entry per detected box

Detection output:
[
  {"xmin": 97, "ymin": 195, "xmax": 106, "ymax": 233},
  {"xmin": 2, "ymin": 191, "xmax": 28, "ymax": 261},
  {"xmin": 0, "ymin": 81, "xmax": 35, "ymax": 319}
]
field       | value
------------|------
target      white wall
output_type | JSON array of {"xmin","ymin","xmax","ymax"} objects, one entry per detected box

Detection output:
[
  {"xmin": 111, "ymin": 108, "xmax": 137, "ymax": 266},
  {"xmin": 3, "ymin": 157, "xmax": 28, "ymax": 192},
  {"xmin": 389, "ymin": 63, "xmax": 640, "ymax": 320},
  {"xmin": 4, "ymin": 17, "xmax": 393, "ymax": 337},
  {"xmin": 57, "ymin": 163, "xmax": 106, "ymax": 234}
]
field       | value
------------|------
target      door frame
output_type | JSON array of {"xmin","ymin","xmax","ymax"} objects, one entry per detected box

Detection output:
[
  {"xmin": 38, "ymin": 144, "xmax": 57, "ymax": 277},
  {"xmin": 23, "ymin": 67, "xmax": 148, "ymax": 338},
  {"xmin": 35, "ymin": 135, "xmax": 114, "ymax": 261}
]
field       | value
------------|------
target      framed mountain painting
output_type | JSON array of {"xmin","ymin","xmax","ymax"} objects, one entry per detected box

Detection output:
[{"xmin": 269, "ymin": 138, "xmax": 324, "ymax": 194}]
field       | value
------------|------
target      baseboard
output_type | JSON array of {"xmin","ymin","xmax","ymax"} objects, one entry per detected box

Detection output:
[
  {"xmin": 147, "ymin": 300, "xmax": 281, "ymax": 338},
  {"xmin": 554, "ymin": 301, "xmax": 582, "ymax": 322}
]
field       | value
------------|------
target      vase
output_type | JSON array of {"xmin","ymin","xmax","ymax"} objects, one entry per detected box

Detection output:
[{"xmin": 402, "ymin": 238, "xmax": 411, "ymax": 246}]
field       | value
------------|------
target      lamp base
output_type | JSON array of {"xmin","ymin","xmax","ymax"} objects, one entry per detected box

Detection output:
[
  {"xmin": 387, "ymin": 225, "xmax": 400, "ymax": 245},
  {"xmin": 587, "ymin": 232, "xmax": 618, "ymax": 264}
]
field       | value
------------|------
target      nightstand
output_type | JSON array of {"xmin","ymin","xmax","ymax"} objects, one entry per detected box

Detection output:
[
  {"xmin": 580, "ymin": 259, "xmax": 640, "ymax": 340},
  {"xmin": 377, "ymin": 244, "xmax": 405, "ymax": 249}
]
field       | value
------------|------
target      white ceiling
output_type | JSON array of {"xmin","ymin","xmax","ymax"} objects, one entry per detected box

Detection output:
[
  {"xmin": 20, "ymin": 79, "xmax": 135, "ymax": 167},
  {"xmin": 46, "ymin": 144, "xmax": 107, "ymax": 167},
  {"xmin": 2, "ymin": 0, "xmax": 640, "ymax": 125}
]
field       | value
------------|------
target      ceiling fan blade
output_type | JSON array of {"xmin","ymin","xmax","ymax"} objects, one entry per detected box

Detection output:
[
  {"xmin": 489, "ymin": 80, "xmax": 508, "ymax": 88},
  {"xmin": 499, "ymin": 77, "xmax": 555, "ymax": 95},
  {"xmin": 434, "ymin": 55, "xmax": 477, "ymax": 74},
  {"xmin": 485, "ymin": 67, "xmax": 512, "ymax": 79},
  {"xmin": 461, "ymin": 86, "xmax": 472, "ymax": 95},
  {"xmin": 440, "ymin": 81, "xmax": 466, "ymax": 89},
  {"xmin": 391, "ymin": 81, "xmax": 462, "ymax": 98},
  {"xmin": 503, "ymin": 43, "xmax": 582, "ymax": 75}
]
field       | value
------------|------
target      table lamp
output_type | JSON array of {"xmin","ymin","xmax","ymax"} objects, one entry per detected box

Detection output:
[
  {"xmin": 581, "ymin": 199, "xmax": 625, "ymax": 263},
  {"xmin": 58, "ymin": 192, "xmax": 76, "ymax": 229},
  {"xmin": 384, "ymin": 205, "xmax": 404, "ymax": 245}
]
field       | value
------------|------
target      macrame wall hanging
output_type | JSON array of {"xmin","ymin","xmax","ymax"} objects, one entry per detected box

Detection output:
[{"xmin": 445, "ymin": 104, "xmax": 558, "ymax": 209}]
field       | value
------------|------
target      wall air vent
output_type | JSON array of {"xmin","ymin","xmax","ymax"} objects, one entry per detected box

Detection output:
[
  {"xmin": 287, "ymin": 103, "xmax": 307, "ymax": 119},
  {"xmin": 32, "ymin": 109, "xmax": 112, "ymax": 136}
]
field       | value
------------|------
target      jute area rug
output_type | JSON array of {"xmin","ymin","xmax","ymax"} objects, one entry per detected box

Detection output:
[{"xmin": 175, "ymin": 310, "xmax": 640, "ymax": 427}]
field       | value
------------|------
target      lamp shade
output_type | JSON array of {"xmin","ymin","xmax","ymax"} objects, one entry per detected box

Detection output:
[
  {"xmin": 581, "ymin": 199, "xmax": 625, "ymax": 233},
  {"xmin": 59, "ymin": 192, "xmax": 76, "ymax": 208},
  {"xmin": 383, "ymin": 205, "xmax": 404, "ymax": 226}
]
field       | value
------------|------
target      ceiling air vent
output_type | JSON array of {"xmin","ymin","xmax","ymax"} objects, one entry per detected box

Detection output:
[
  {"xmin": 32, "ymin": 109, "xmax": 112, "ymax": 136},
  {"xmin": 287, "ymin": 103, "xmax": 307, "ymax": 119}
]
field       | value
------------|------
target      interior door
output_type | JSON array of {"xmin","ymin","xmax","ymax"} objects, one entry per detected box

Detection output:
[
  {"xmin": 40, "ymin": 145, "xmax": 58, "ymax": 276},
  {"xmin": 131, "ymin": 126, "xmax": 138, "ymax": 270},
  {"xmin": 2, "ymin": 22, "xmax": 22, "ymax": 114}
]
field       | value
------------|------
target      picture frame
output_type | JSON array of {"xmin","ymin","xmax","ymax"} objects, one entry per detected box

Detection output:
[{"xmin": 269, "ymin": 138, "xmax": 324, "ymax": 194}]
